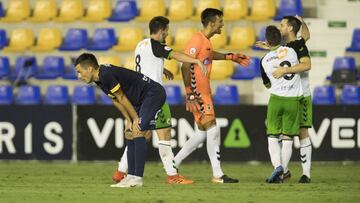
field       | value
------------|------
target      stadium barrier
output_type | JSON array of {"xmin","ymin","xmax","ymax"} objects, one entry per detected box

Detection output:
[
  {"xmin": 1, "ymin": 105, "xmax": 359, "ymax": 161},
  {"xmin": 0, "ymin": 106, "xmax": 72, "ymax": 160}
]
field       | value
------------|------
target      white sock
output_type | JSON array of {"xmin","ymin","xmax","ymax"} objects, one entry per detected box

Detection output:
[
  {"xmin": 268, "ymin": 137, "xmax": 281, "ymax": 169},
  {"xmin": 117, "ymin": 146, "xmax": 128, "ymax": 173},
  {"xmin": 158, "ymin": 140, "xmax": 177, "ymax": 176},
  {"xmin": 206, "ymin": 126, "xmax": 224, "ymax": 178},
  {"xmin": 300, "ymin": 137, "xmax": 312, "ymax": 178},
  {"xmin": 174, "ymin": 130, "xmax": 206, "ymax": 167},
  {"xmin": 281, "ymin": 138, "xmax": 293, "ymax": 173}
]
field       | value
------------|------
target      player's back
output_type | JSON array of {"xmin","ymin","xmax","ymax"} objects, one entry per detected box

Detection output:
[
  {"xmin": 134, "ymin": 38, "xmax": 170, "ymax": 85},
  {"xmin": 184, "ymin": 32, "xmax": 213, "ymax": 95},
  {"xmin": 261, "ymin": 46, "xmax": 303, "ymax": 97},
  {"xmin": 96, "ymin": 64, "xmax": 157, "ymax": 107}
]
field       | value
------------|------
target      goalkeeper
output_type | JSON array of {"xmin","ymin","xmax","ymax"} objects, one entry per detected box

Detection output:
[{"xmin": 173, "ymin": 8, "xmax": 250, "ymax": 183}]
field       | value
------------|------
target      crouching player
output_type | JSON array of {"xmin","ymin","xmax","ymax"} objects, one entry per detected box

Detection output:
[{"xmin": 74, "ymin": 53, "xmax": 166, "ymax": 188}]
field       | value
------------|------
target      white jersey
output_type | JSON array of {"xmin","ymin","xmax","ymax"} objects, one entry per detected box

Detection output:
[
  {"xmin": 134, "ymin": 38, "xmax": 172, "ymax": 86},
  {"xmin": 261, "ymin": 46, "xmax": 303, "ymax": 97}
]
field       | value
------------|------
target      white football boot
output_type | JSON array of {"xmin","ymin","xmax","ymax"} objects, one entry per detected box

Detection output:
[{"xmin": 110, "ymin": 175, "xmax": 143, "ymax": 188}]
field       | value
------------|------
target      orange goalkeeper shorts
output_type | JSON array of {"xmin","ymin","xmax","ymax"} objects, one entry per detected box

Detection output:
[{"xmin": 192, "ymin": 94, "xmax": 216, "ymax": 125}]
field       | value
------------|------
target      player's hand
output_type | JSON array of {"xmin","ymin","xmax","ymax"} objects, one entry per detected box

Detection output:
[
  {"xmin": 124, "ymin": 129, "xmax": 133, "ymax": 139},
  {"xmin": 163, "ymin": 68, "xmax": 174, "ymax": 80},
  {"xmin": 132, "ymin": 117, "xmax": 141, "ymax": 133},
  {"xmin": 272, "ymin": 66, "xmax": 287, "ymax": 79},
  {"xmin": 197, "ymin": 60, "xmax": 208, "ymax": 76},
  {"xmin": 122, "ymin": 120, "xmax": 133, "ymax": 139},
  {"xmin": 226, "ymin": 53, "xmax": 251, "ymax": 67},
  {"xmin": 295, "ymin": 15, "xmax": 304, "ymax": 23},
  {"xmin": 125, "ymin": 119, "xmax": 132, "ymax": 130},
  {"xmin": 255, "ymin": 41, "xmax": 270, "ymax": 50},
  {"xmin": 185, "ymin": 93, "xmax": 201, "ymax": 113}
]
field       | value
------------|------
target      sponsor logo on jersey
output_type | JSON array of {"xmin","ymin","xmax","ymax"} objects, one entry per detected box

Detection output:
[
  {"xmin": 278, "ymin": 48, "xmax": 288, "ymax": 59},
  {"xmin": 203, "ymin": 58, "xmax": 211, "ymax": 65},
  {"xmin": 190, "ymin": 47, "xmax": 196, "ymax": 55}
]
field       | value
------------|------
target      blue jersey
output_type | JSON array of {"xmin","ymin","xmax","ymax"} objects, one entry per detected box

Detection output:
[{"xmin": 95, "ymin": 64, "xmax": 158, "ymax": 107}]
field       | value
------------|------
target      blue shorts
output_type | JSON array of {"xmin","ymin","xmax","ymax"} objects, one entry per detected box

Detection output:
[{"xmin": 136, "ymin": 84, "xmax": 166, "ymax": 131}]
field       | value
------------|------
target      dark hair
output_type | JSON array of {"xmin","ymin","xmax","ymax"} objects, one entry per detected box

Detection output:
[
  {"xmin": 149, "ymin": 16, "xmax": 169, "ymax": 34},
  {"xmin": 74, "ymin": 53, "xmax": 99, "ymax": 69},
  {"xmin": 201, "ymin": 8, "xmax": 223, "ymax": 27},
  {"xmin": 265, "ymin": 25, "xmax": 282, "ymax": 47},
  {"xmin": 282, "ymin": 16, "xmax": 302, "ymax": 35}
]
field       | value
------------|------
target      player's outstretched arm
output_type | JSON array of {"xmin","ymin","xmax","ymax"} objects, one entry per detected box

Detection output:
[
  {"xmin": 272, "ymin": 57, "xmax": 311, "ymax": 79},
  {"xmin": 255, "ymin": 41, "xmax": 270, "ymax": 50},
  {"xmin": 296, "ymin": 15, "xmax": 310, "ymax": 42},
  {"xmin": 171, "ymin": 51, "xmax": 208, "ymax": 76},
  {"xmin": 213, "ymin": 51, "xmax": 251, "ymax": 67},
  {"xmin": 113, "ymin": 89, "xmax": 141, "ymax": 132}
]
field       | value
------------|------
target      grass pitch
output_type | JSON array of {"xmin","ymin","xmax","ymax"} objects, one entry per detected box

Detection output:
[{"xmin": 0, "ymin": 161, "xmax": 359, "ymax": 203}]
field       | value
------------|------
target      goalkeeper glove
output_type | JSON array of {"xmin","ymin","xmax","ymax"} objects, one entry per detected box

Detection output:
[{"xmin": 225, "ymin": 53, "xmax": 251, "ymax": 67}]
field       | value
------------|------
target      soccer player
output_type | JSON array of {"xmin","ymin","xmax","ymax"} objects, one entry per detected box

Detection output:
[
  {"xmin": 112, "ymin": 16, "xmax": 207, "ymax": 185},
  {"xmin": 256, "ymin": 15, "xmax": 312, "ymax": 183},
  {"xmin": 74, "ymin": 53, "xmax": 167, "ymax": 188},
  {"xmin": 277, "ymin": 16, "xmax": 312, "ymax": 183},
  {"xmin": 173, "ymin": 8, "xmax": 250, "ymax": 183},
  {"xmin": 260, "ymin": 25, "xmax": 303, "ymax": 183}
]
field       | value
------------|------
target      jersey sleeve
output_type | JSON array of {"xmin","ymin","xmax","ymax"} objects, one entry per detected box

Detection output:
[
  {"xmin": 101, "ymin": 68, "xmax": 121, "ymax": 94},
  {"xmin": 293, "ymin": 38, "xmax": 310, "ymax": 60},
  {"xmin": 260, "ymin": 58, "xmax": 271, "ymax": 88},
  {"xmin": 184, "ymin": 34, "xmax": 202, "ymax": 58},
  {"xmin": 151, "ymin": 39, "xmax": 173, "ymax": 59}
]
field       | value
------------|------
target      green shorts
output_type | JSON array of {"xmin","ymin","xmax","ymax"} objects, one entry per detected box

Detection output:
[
  {"xmin": 300, "ymin": 96, "xmax": 313, "ymax": 128},
  {"xmin": 155, "ymin": 103, "xmax": 172, "ymax": 129},
  {"xmin": 266, "ymin": 94, "xmax": 301, "ymax": 137}
]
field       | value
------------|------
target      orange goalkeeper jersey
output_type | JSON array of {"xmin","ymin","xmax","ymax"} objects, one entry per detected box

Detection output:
[{"xmin": 184, "ymin": 31, "xmax": 213, "ymax": 95}]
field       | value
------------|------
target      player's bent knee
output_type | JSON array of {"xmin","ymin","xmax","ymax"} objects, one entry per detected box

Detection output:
[
  {"xmin": 124, "ymin": 130, "xmax": 133, "ymax": 140},
  {"xmin": 199, "ymin": 120, "xmax": 216, "ymax": 131},
  {"xmin": 156, "ymin": 128, "xmax": 171, "ymax": 141},
  {"xmin": 299, "ymin": 128, "xmax": 310, "ymax": 139},
  {"xmin": 132, "ymin": 130, "xmax": 145, "ymax": 138},
  {"xmin": 144, "ymin": 130, "xmax": 152, "ymax": 141}
]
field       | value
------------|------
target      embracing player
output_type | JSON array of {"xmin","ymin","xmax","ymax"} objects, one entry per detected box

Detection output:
[
  {"xmin": 256, "ymin": 15, "xmax": 312, "ymax": 183},
  {"xmin": 260, "ymin": 25, "xmax": 303, "ymax": 183}
]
